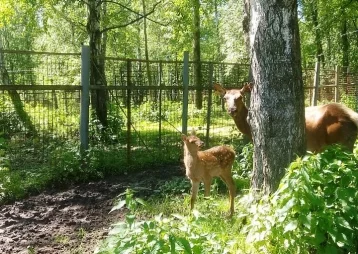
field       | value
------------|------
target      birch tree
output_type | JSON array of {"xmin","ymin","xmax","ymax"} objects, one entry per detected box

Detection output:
[{"xmin": 247, "ymin": 0, "xmax": 306, "ymax": 193}]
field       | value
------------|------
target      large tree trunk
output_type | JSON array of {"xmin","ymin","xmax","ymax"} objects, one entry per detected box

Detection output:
[
  {"xmin": 193, "ymin": 0, "xmax": 203, "ymax": 109},
  {"xmin": 87, "ymin": 0, "xmax": 108, "ymax": 128},
  {"xmin": 247, "ymin": 0, "xmax": 306, "ymax": 193}
]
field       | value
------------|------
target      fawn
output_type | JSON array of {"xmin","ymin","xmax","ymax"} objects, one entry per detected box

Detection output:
[{"xmin": 182, "ymin": 134, "xmax": 236, "ymax": 217}]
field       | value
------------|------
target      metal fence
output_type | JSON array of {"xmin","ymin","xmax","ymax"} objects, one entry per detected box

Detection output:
[{"xmin": 0, "ymin": 48, "xmax": 358, "ymax": 171}]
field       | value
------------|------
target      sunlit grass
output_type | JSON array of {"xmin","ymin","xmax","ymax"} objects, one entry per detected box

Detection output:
[{"xmin": 98, "ymin": 188, "xmax": 254, "ymax": 254}]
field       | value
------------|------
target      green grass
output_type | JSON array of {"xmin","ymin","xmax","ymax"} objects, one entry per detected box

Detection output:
[
  {"xmin": 96, "ymin": 144, "xmax": 358, "ymax": 254},
  {"xmin": 96, "ymin": 188, "xmax": 253, "ymax": 254}
]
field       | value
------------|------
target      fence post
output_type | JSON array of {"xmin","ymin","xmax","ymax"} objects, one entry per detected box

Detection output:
[
  {"xmin": 182, "ymin": 51, "xmax": 189, "ymax": 135},
  {"xmin": 127, "ymin": 60, "xmax": 132, "ymax": 164},
  {"xmin": 205, "ymin": 63, "xmax": 214, "ymax": 147},
  {"xmin": 311, "ymin": 61, "xmax": 320, "ymax": 106},
  {"xmin": 334, "ymin": 65, "xmax": 340, "ymax": 103},
  {"xmin": 80, "ymin": 45, "xmax": 90, "ymax": 151},
  {"xmin": 158, "ymin": 61, "xmax": 163, "ymax": 147}
]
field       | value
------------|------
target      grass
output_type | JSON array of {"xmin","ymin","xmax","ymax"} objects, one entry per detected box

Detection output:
[
  {"xmin": 96, "ymin": 186, "xmax": 253, "ymax": 254},
  {"xmin": 96, "ymin": 144, "xmax": 358, "ymax": 254}
]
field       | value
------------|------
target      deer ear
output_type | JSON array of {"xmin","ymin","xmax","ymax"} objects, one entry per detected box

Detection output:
[
  {"xmin": 181, "ymin": 134, "xmax": 187, "ymax": 141},
  {"xmin": 213, "ymin": 83, "xmax": 226, "ymax": 97},
  {"xmin": 240, "ymin": 82, "xmax": 253, "ymax": 93}
]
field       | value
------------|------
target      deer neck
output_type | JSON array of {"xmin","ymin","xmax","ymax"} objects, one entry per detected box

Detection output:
[
  {"xmin": 183, "ymin": 146, "xmax": 199, "ymax": 169},
  {"xmin": 232, "ymin": 106, "xmax": 252, "ymax": 140}
]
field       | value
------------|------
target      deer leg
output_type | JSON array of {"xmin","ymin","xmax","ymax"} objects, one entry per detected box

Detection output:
[
  {"xmin": 203, "ymin": 177, "xmax": 212, "ymax": 197},
  {"xmin": 190, "ymin": 181, "xmax": 200, "ymax": 211},
  {"xmin": 220, "ymin": 172, "xmax": 236, "ymax": 217}
]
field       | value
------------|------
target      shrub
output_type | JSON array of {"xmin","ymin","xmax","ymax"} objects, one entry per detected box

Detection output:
[
  {"xmin": 243, "ymin": 145, "xmax": 358, "ymax": 253},
  {"xmin": 96, "ymin": 189, "xmax": 247, "ymax": 254}
]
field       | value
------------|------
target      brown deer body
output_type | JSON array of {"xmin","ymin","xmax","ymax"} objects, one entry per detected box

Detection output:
[
  {"xmin": 182, "ymin": 134, "xmax": 236, "ymax": 216},
  {"xmin": 214, "ymin": 83, "xmax": 358, "ymax": 153}
]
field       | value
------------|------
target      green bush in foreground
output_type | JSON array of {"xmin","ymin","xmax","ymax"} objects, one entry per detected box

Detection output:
[
  {"xmin": 96, "ymin": 189, "xmax": 248, "ymax": 254},
  {"xmin": 243, "ymin": 145, "xmax": 358, "ymax": 253}
]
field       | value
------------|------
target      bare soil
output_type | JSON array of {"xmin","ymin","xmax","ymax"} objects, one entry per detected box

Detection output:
[{"xmin": 0, "ymin": 164, "xmax": 184, "ymax": 254}]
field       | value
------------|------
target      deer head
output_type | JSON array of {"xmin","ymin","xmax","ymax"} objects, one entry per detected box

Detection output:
[
  {"xmin": 181, "ymin": 134, "xmax": 205, "ymax": 151},
  {"xmin": 214, "ymin": 83, "xmax": 252, "ymax": 117}
]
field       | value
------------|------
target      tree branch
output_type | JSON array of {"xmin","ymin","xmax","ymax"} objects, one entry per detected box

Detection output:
[
  {"xmin": 78, "ymin": 0, "xmax": 89, "ymax": 7},
  {"xmin": 100, "ymin": 0, "xmax": 169, "ymax": 27},
  {"xmin": 50, "ymin": 5, "xmax": 87, "ymax": 32}
]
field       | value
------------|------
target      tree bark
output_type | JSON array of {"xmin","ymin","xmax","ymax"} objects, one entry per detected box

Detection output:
[
  {"xmin": 0, "ymin": 40, "xmax": 37, "ymax": 136},
  {"xmin": 310, "ymin": 0, "xmax": 324, "ymax": 64},
  {"xmin": 243, "ymin": 0, "xmax": 253, "ymax": 81},
  {"xmin": 341, "ymin": 11, "xmax": 350, "ymax": 92},
  {"xmin": 341, "ymin": 11, "xmax": 349, "ymax": 69},
  {"xmin": 193, "ymin": 0, "xmax": 203, "ymax": 109},
  {"xmin": 142, "ymin": 0, "xmax": 152, "ymax": 87},
  {"xmin": 247, "ymin": 0, "xmax": 306, "ymax": 193},
  {"xmin": 87, "ymin": 0, "xmax": 108, "ymax": 128}
]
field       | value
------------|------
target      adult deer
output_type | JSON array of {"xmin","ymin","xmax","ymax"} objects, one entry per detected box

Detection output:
[
  {"xmin": 214, "ymin": 83, "xmax": 358, "ymax": 153},
  {"xmin": 182, "ymin": 134, "xmax": 236, "ymax": 217}
]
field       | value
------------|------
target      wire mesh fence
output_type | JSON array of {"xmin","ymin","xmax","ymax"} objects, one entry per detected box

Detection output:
[{"xmin": 1, "ymin": 49, "xmax": 358, "ymax": 172}]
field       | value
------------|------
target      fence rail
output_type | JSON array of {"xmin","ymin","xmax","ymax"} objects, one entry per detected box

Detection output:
[{"xmin": 0, "ymin": 47, "xmax": 358, "ymax": 171}]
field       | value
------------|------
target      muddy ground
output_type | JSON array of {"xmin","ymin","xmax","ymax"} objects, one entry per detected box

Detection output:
[{"xmin": 0, "ymin": 164, "xmax": 184, "ymax": 254}]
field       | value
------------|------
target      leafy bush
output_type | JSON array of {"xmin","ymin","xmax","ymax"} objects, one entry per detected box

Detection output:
[
  {"xmin": 90, "ymin": 111, "xmax": 125, "ymax": 144},
  {"xmin": 0, "ymin": 111, "xmax": 23, "ymax": 138},
  {"xmin": 243, "ymin": 145, "xmax": 358, "ymax": 253},
  {"xmin": 96, "ymin": 189, "xmax": 247, "ymax": 254},
  {"xmin": 0, "ymin": 142, "xmax": 105, "ymax": 204},
  {"xmin": 49, "ymin": 143, "xmax": 103, "ymax": 183},
  {"xmin": 340, "ymin": 93, "xmax": 357, "ymax": 111},
  {"xmin": 154, "ymin": 176, "xmax": 191, "ymax": 196},
  {"xmin": 0, "ymin": 137, "xmax": 9, "ymax": 170},
  {"xmin": 233, "ymin": 142, "xmax": 253, "ymax": 179}
]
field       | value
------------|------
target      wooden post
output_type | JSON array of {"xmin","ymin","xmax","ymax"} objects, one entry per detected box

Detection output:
[
  {"xmin": 80, "ymin": 45, "xmax": 90, "ymax": 152},
  {"xmin": 311, "ymin": 61, "xmax": 320, "ymax": 106},
  {"xmin": 158, "ymin": 61, "xmax": 163, "ymax": 147},
  {"xmin": 334, "ymin": 65, "xmax": 340, "ymax": 103},
  {"xmin": 126, "ymin": 60, "xmax": 132, "ymax": 164},
  {"xmin": 205, "ymin": 63, "xmax": 214, "ymax": 147},
  {"xmin": 182, "ymin": 51, "xmax": 189, "ymax": 135}
]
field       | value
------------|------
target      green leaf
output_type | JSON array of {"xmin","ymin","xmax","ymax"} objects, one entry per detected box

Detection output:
[
  {"xmin": 277, "ymin": 197, "xmax": 296, "ymax": 214},
  {"xmin": 109, "ymin": 200, "xmax": 126, "ymax": 213},
  {"xmin": 300, "ymin": 213, "xmax": 312, "ymax": 229},
  {"xmin": 283, "ymin": 220, "xmax": 298, "ymax": 233},
  {"xmin": 323, "ymin": 245, "xmax": 339, "ymax": 254},
  {"xmin": 135, "ymin": 197, "xmax": 148, "ymax": 207},
  {"xmin": 176, "ymin": 237, "xmax": 192, "ymax": 254},
  {"xmin": 169, "ymin": 235, "xmax": 176, "ymax": 254},
  {"xmin": 336, "ymin": 217, "xmax": 352, "ymax": 230},
  {"xmin": 126, "ymin": 214, "xmax": 136, "ymax": 226}
]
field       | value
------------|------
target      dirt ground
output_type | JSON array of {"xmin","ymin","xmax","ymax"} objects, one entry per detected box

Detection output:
[{"xmin": 0, "ymin": 164, "xmax": 184, "ymax": 254}]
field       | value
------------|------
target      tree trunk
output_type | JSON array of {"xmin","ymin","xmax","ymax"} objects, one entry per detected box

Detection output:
[
  {"xmin": 341, "ymin": 11, "xmax": 350, "ymax": 93},
  {"xmin": 142, "ymin": 0, "xmax": 152, "ymax": 87},
  {"xmin": 243, "ymin": 0, "xmax": 253, "ymax": 81},
  {"xmin": 214, "ymin": 0, "xmax": 222, "ymax": 61},
  {"xmin": 341, "ymin": 12, "xmax": 349, "ymax": 70},
  {"xmin": 247, "ymin": 0, "xmax": 306, "ymax": 193},
  {"xmin": 0, "ymin": 41, "xmax": 37, "ymax": 136},
  {"xmin": 87, "ymin": 0, "xmax": 108, "ymax": 128},
  {"xmin": 193, "ymin": 0, "xmax": 203, "ymax": 109},
  {"xmin": 310, "ymin": 1, "xmax": 324, "ymax": 65}
]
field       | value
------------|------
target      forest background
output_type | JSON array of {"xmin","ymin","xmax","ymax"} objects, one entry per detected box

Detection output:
[{"xmin": 1, "ymin": 0, "xmax": 357, "ymax": 69}]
